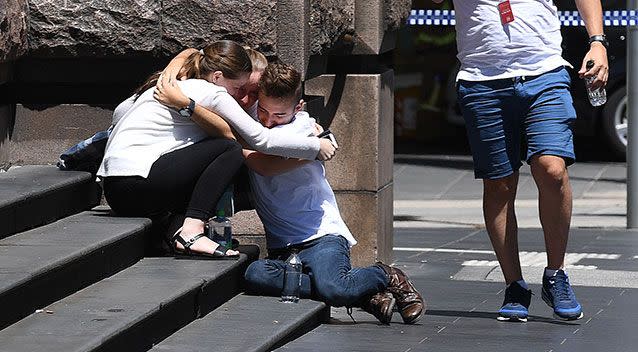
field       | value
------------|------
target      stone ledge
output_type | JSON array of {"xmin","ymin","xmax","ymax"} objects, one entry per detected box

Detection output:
[
  {"xmin": 151, "ymin": 294, "xmax": 329, "ymax": 352},
  {"xmin": 0, "ymin": 256, "xmax": 251, "ymax": 352},
  {"xmin": 0, "ymin": 210, "xmax": 150, "ymax": 329},
  {"xmin": 0, "ymin": 165, "xmax": 101, "ymax": 239}
]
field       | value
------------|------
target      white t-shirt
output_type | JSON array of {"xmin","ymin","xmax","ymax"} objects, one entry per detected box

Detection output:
[
  {"xmin": 247, "ymin": 111, "xmax": 357, "ymax": 250},
  {"xmin": 98, "ymin": 79, "xmax": 320, "ymax": 178},
  {"xmin": 453, "ymin": 0, "xmax": 572, "ymax": 81}
]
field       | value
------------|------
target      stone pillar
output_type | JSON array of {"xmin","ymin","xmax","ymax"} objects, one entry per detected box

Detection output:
[
  {"xmin": 275, "ymin": 0, "xmax": 311, "ymax": 76},
  {"xmin": 305, "ymin": 70, "xmax": 394, "ymax": 266}
]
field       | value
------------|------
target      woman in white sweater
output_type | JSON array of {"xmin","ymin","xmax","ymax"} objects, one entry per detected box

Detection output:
[{"xmin": 98, "ymin": 41, "xmax": 335, "ymax": 258}]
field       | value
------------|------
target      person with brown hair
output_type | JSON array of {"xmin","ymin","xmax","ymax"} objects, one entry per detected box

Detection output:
[
  {"xmin": 240, "ymin": 62, "xmax": 425, "ymax": 325},
  {"xmin": 98, "ymin": 41, "xmax": 335, "ymax": 259}
]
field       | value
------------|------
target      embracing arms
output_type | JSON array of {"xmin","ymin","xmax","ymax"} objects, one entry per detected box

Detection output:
[
  {"xmin": 154, "ymin": 48, "xmax": 235, "ymax": 140},
  {"xmin": 154, "ymin": 49, "xmax": 337, "ymax": 161},
  {"xmin": 243, "ymin": 149, "xmax": 311, "ymax": 177}
]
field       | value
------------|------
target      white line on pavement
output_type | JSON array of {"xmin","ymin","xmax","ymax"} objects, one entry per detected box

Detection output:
[
  {"xmin": 394, "ymin": 247, "xmax": 621, "ymax": 269},
  {"xmin": 454, "ymin": 266, "xmax": 638, "ymax": 289},
  {"xmin": 394, "ymin": 247, "xmax": 621, "ymax": 259},
  {"xmin": 394, "ymin": 247, "xmax": 494, "ymax": 254},
  {"xmin": 394, "ymin": 199, "xmax": 626, "ymax": 208}
]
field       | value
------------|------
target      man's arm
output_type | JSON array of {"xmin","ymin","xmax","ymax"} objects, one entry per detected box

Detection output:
[
  {"xmin": 575, "ymin": 0, "xmax": 608, "ymax": 89},
  {"xmin": 243, "ymin": 149, "xmax": 310, "ymax": 177}
]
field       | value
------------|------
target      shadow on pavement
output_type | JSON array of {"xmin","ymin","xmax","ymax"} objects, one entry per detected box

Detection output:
[{"xmin": 425, "ymin": 310, "xmax": 581, "ymax": 326}]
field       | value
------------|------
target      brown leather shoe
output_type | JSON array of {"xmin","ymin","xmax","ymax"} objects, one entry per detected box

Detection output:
[
  {"xmin": 377, "ymin": 262, "xmax": 425, "ymax": 324},
  {"xmin": 361, "ymin": 291, "xmax": 396, "ymax": 324}
]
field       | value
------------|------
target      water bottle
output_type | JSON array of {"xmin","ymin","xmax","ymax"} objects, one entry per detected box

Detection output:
[
  {"xmin": 584, "ymin": 60, "xmax": 607, "ymax": 106},
  {"xmin": 281, "ymin": 250, "xmax": 302, "ymax": 303},
  {"xmin": 207, "ymin": 210, "xmax": 232, "ymax": 250},
  {"xmin": 215, "ymin": 185, "xmax": 235, "ymax": 217}
]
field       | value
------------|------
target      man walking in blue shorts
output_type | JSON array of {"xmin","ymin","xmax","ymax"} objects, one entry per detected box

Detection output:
[{"xmin": 432, "ymin": 0, "xmax": 608, "ymax": 321}]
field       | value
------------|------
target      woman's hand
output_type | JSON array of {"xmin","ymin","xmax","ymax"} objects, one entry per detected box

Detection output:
[
  {"xmin": 154, "ymin": 79, "xmax": 190, "ymax": 110},
  {"xmin": 157, "ymin": 48, "xmax": 196, "ymax": 91},
  {"xmin": 157, "ymin": 60, "xmax": 184, "ymax": 89},
  {"xmin": 316, "ymin": 138, "xmax": 338, "ymax": 161}
]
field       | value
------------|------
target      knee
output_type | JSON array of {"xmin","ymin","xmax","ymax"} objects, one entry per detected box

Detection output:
[
  {"xmin": 484, "ymin": 175, "xmax": 517, "ymax": 198},
  {"xmin": 244, "ymin": 260, "xmax": 269, "ymax": 285},
  {"xmin": 225, "ymin": 140, "xmax": 243, "ymax": 157},
  {"xmin": 533, "ymin": 157, "xmax": 567, "ymax": 187},
  {"xmin": 543, "ymin": 164, "xmax": 567, "ymax": 184}
]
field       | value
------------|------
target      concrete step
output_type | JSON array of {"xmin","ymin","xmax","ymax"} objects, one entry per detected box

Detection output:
[
  {"xmin": 0, "ymin": 210, "xmax": 151, "ymax": 330},
  {"xmin": 0, "ymin": 165, "xmax": 100, "ymax": 239},
  {"xmin": 0, "ymin": 255, "xmax": 252, "ymax": 352},
  {"xmin": 151, "ymin": 294, "xmax": 329, "ymax": 352}
]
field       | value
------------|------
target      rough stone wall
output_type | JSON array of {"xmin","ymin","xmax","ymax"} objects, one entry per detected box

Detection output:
[
  {"xmin": 20, "ymin": 0, "xmax": 410, "ymax": 60},
  {"xmin": 0, "ymin": 0, "xmax": 28, "ymax": 62},
  {"xmin": 384, "ymin": 0, "xmax": 412, "ymax": 31},
  {"xmin": 161, "ymin": 0, "xmax": 278, "ymax": 56},
  {"xmin": 28, "ymin": 0, "xmax": 161, "ymax": 57},
  {"xmin": 308, "ymin": 0, "xmax": 354, "ymax": 54}
]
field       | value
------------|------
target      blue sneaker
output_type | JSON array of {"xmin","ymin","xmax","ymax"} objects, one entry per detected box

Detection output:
[
  {"xmin": 497, "ymin": 281, "xmax": 532, "ymax": 322},
  {"xmin": 541, "ymin": 269, "xmax": 583, "ymax": 320}
]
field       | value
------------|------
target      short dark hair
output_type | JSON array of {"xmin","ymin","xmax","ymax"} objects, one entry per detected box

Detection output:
[{"xmin": 259, "ymin": 62, "xmax": 302, "ymax": 103}]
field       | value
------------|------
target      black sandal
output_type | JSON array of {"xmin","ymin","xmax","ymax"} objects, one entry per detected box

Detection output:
[{"xmin": 172, "ymin": 231, "xmax": 239, "ymax": 260}]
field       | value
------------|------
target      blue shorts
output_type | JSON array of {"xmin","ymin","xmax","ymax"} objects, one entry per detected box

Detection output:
[{"xmin": 457, "ymin": 67, "xmax": 577, "ymax": 179}]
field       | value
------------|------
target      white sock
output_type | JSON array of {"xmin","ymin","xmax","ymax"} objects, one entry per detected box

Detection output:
[
  {"xmin": 514, "ymin": 279, "xmax": 529, "ymax": 290},
  {"xmin": 544, "ymin": 268, "xmax": 559, "ymax": 277}
]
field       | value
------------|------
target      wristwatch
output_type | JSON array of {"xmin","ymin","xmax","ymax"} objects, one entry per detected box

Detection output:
[
  {"xmin": 178, "ymin": 98, "xmax": 196, "ymax": 118},
  {"xmin": 589, "ymin": 34, "xmax": 609, "ymax": 49}
]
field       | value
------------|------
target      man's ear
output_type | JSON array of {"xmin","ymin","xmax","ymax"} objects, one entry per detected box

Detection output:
[{"xmin": 294, "ymin": 99, "xmax": 304, "ymax": 113}]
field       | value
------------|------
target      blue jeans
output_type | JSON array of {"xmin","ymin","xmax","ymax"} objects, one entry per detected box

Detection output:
[
  {"xmin": 457, "ymin": 67, "xmax": 577, "ymax": 179},
  {"xmin": 244, "ymin": 235, "xmax": 389, "ymax": 307}
]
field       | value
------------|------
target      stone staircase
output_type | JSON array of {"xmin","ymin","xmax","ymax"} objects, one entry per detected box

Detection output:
[{"xmin": 0, "ymin": 166, "xmax": 329, "ymax": 351}]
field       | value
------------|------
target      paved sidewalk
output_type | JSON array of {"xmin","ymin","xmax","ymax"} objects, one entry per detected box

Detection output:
[
  {"xmin": 394, "ymin": 154, "xmax": 627, "ymax": 229},
  {"xmin": 286, "ymin": 227, "xmax": 638, "ymax": 352},
  {"xmin": 279, "ymin": 154, "xmax": 636, "ymax": 352}
]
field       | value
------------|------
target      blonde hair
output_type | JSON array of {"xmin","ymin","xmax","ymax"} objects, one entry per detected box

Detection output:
[{"xmin": 244, "ymin": 47, "xmax": 268, "ymax": 73}]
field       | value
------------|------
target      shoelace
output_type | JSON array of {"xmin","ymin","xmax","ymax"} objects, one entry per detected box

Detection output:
[
  {"xmin": 346, "ymin": 307, "xmax": 357, "ymax": 324},
  {"xmin": 550, "ymin": 275, "xmax": 571, "ymax": 301}
]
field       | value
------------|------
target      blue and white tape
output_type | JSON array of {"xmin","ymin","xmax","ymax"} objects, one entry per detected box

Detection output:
[{"xmin": 408, "ymin": 9, "xmax": 638, "ymax": 27}]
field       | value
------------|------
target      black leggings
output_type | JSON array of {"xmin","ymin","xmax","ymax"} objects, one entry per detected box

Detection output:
[{"xmin": 103, "ymin": 138, "xmax": 244, "ymax": 221}]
